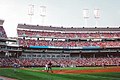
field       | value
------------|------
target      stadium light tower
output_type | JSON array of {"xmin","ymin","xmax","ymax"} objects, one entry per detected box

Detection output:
[
  {"xmin": 40, "ymin": 6, "xmax": 46, "ymax": 25},
  {"xmin": 28, "ymin": 4, "xmax": 34, "ymax": 23},
  {"xmin": 94, "ymin": 9, "xmax": 100, "ymax": 27},
  {"xmin": 83, "ymin": 9, "xmax": 89, "ymax": 27}
]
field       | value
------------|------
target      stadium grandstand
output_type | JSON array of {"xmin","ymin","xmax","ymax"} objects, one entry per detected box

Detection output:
[
  {"xmin": 0, "ymin": 20, "xmax": 22, "ymax": 67},
  {"xmin": 0, "ymin": 22, "xmax": 120, "ymax": 67},
  {"xmin": 16, "ymin": 24, "xmax": 120, "ymax": 67}
]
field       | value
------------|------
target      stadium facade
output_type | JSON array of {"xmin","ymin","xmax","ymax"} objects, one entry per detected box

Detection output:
[
  {"xmin": 17, "ymin": 23, "xmax": 120, "ymax": 59},
  {"xmin": 0, "ymin": 20, "xmax": 22, "ymax": 58}
]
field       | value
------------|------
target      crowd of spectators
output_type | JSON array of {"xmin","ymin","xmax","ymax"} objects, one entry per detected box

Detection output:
[
  {"xmin": 0, "ymin": 26, "xmax": 7, "ymax": 38},
  {"xmin": 17, "ymin": 30, "xmax": 120, "ymax": 38},
  {"xmin": 18, "ymin": 39, "xmax": 120, "ymax": 47},
  {"xmin": 0, "ymin": 57, "xmax": 120, "ymax": 67},
  {"xmin": 17, "ymin": 30, "xmax": 120, "ymax": 47}
]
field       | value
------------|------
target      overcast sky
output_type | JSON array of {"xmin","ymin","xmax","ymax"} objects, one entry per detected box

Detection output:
[{"xmin": 0, "ymin": 0, "xmax": 120, "ymax": 37}]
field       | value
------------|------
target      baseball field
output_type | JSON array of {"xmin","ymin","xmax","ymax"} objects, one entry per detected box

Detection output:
[{"xmin": 0, "ymin": 67, "xmax": 120, "ymax": 80}]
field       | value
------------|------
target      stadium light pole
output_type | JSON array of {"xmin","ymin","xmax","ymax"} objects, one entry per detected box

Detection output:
[
  {"xmin": 40, "ymin": 6, "xmax": 46, "ymax": 25},
  {"xmin": 94, "ymin": 9, "xmax": 100, "ymax": 27},
  {"xmin": 83, "ymin": 9, "xmax": 89, "ymax": 27},
  {"xmin": 28, "ymin": 4, "xmax": 34, "ymax": 24}
]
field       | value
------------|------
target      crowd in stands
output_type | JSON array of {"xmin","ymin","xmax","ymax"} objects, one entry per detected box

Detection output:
[
  {"xmin": 18, "ymin": 39, "xmax": 120, "ymax": 47},
  {"xmin": 17, "ymin": 30, "xmax": 120, "ymax": 47},
  {"xmin": 0, "ymin": 26, "xmax": 7, "ymax": 38},
  {"xmin": 17, "ymin": 30, "xmax": 120, "ymax": 38},
  {"xmin": 0, "ymin": 57, "xmax": 120, "ymax": 67}
]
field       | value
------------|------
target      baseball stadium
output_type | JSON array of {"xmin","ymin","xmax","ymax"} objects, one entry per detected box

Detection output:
[
  {"xmin": 0, "ymin": 0, "xmax": 120, "ymax": 80},
  {"xmin": 0, "ymin": 19, "xmax": 120, "ymax": 80}
]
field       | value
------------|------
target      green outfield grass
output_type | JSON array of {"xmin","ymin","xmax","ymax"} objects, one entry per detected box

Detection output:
[
  {"xmin": 27, "ymin": 67, "xmax": 105, "ymax": 70},
  {"xmin": 0, "ymin": 67, "xmax": 120, "ymax": 80}
]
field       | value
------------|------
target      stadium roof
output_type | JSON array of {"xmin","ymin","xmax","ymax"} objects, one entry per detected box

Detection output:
[{"xmin": 17, "ymin": 24, "xmax": 120, "ymax": 32}]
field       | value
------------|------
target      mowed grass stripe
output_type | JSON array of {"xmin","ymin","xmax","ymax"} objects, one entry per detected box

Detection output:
[
  {"xmin": 87, "ymin": 72, "xmax": 120, "ymax": 78},
  {"xmin": 27, "ymin": 67, "xmax": 104, "ymax": 71},
  {"xmin": 0, "ymin": 68, "xmax": 74, "ymax": 80},
  {"xmin": 0, "ymin": 68, "xmax": 48, "ymax": 80},
  {"xmin": 19, "ymin": 69, "xmax": 73, "ymax": 80}
]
